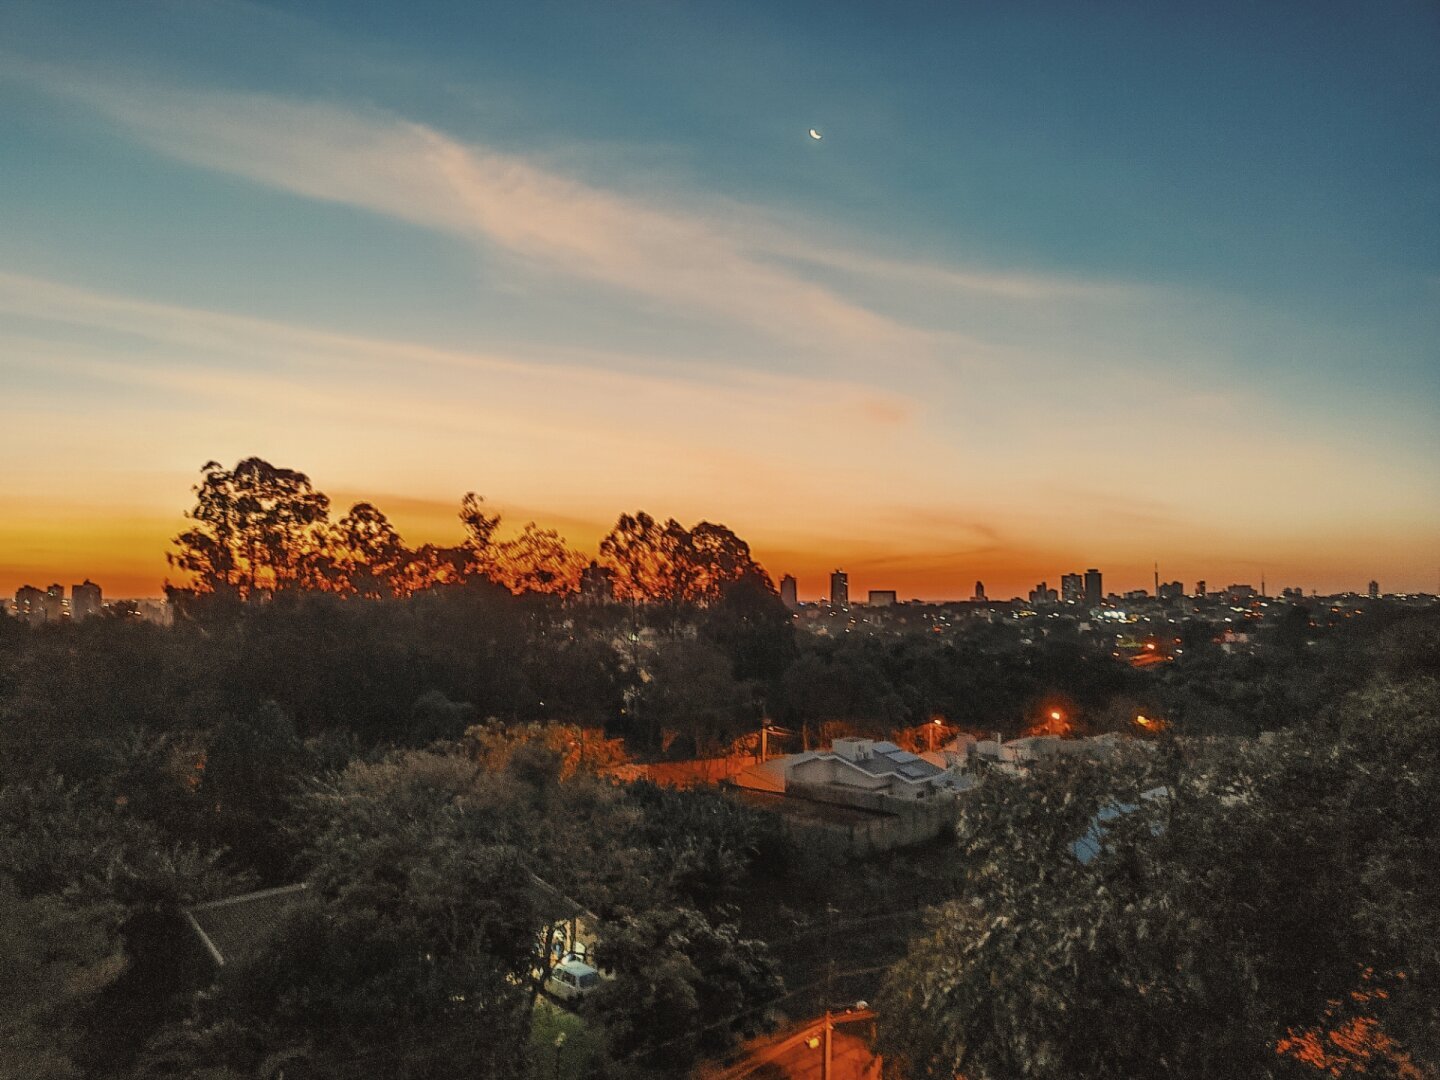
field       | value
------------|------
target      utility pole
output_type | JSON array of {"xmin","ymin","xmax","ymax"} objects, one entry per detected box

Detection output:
[
  {"xmin": 823, "ymin": 902, "xmax": 836, "ymax": 1079},
  {"xmin": 760, "ymin": 720, "xmax": 768, "ymax": 763}
]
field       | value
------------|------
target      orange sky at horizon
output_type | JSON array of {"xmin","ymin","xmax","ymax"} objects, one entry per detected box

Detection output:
[
  {"xmin": 2, "ymin": 17, "xmax": 1437, "ymax": 610},
  {"xmin": 2, "ymin": 476, "xmax": 1432, "ymax": 601}
]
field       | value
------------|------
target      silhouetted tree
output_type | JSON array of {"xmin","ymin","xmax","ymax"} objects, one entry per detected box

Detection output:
[
  {"xmin": 332, "ymin": 501, "xmax": 408, "ymax": 597},
  {"xmin": 492, "ymin": 522, "xmax": 588, "ymax": 595},
  {"xmin": 168, "ymin": 459, "xmax": 333, "ymax": 600}
]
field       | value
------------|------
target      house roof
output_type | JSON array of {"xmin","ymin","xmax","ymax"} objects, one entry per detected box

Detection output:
[
  {"xmin": 847, "ymin": 745, "xmax": 945, "ymax": 782},
  {"xmin": 184, "ymin": 883, "xmax": 309, "ymax": 967}
]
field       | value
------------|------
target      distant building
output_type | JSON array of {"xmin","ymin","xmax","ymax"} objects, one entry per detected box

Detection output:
[
  {"xmin": 1084, "ymin": 568, "xmax": 1103, "ymax": 608},
  {"xmin": 779, "ymin": 574, "xmax": 799, "ymax": 610},
  {"xmin": 973, "ymin": 580, "xmax": 987, "ymax": 602},
  {"xmin": 72, "ymin": 579, "xmax": 103, "ymax": 621},
  {"xmin": 44, "ymin": 584, "xmax": 65, "ymax": 622},
  {"xmin": 1028, "ymin": 581, "xmax": 1057, "ymax": 605},
  {"xmin": 1061, "ymin": 573, "xmax": 1084, "ymax": 604},
  {"xmin": 867, "ymin": 589, "xmax": 897, "ymax": 606},
  {"xmin": 1195, "ymin": 580, "xmax": 1207, "ymax": 598},
  {"xmin": 1368, "ymin": 580, "xmax": 1380, "ymax": 600},
  {"xmin": 1226, "ymin": 584, "xmax": 1258, "ymax": 602},
  {"xmin": 830, "ymin": 570, "xmax": 849, "ymax": 608},
  {"xmin": 14, "ymin": 585, "xmax": 48, "ymax": 624},
  {"xmin": 1157, "ymin": 580, "xmax": 1184, "ymax": 602}
]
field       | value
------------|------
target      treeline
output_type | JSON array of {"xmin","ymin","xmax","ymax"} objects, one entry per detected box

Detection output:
[{"xmin": 168, "ymin": 457, "xmax": 768, "ymax": 603}]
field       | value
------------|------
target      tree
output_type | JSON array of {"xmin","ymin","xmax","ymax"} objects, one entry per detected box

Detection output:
[
  {"xmin": 687, "ymin": 521, "xmax": 769, "ymax": 603},
  {"xmin": 492, "ymin": 523, "xmax": 588, "ymax": 596},
  {"xmin": 877, "ymin": 678, "xmax": 1440, "ymax": 1080},
  {"xmin": 169, "ymin": 458, "xmax": 333, "ymax": 600},
  {"xmin": 459, "ymin": 492, "xmax": 503, "ymax": 580},
  {"xmin": 332, "ymin": 501, "xmax": 408, "ymax": 597},
  {"xmin": 633, "ymin": 638, "xmax": 751, "ymax": 757},
  {"xmin": 586, "ymin": 907, "xmax": 781, "ymax": 1075},
  {"xmin": 195, "ymin": 702, "xmax": 307, "ymax": 878},
  {"xmin": 599, "ymin": 514, "xmax": 771, "ymax": 608},
  {"xmin": 599, "ymin": 512, "xmax": 681, "ymax": 604},
  {"xmin": 0, "ymin": 881, "xmax": 125, "ymax": 1080},
  {"xmin": 701, "ymin": 575, "xmax": 798, "ymax": 686}
]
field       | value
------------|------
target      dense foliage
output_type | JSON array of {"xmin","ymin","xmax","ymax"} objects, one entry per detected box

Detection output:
[
  {"xmin": 877, "ymin": 671, "xmax": 1440, "ymax": 1079},
  {"xmin": 4, "ymin": 458, "xmax": 1437, "ymax": 1078}
]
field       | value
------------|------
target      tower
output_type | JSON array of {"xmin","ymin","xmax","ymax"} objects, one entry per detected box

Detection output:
[
  {"xmin": 829, "ymin": 570, "xmax": 849, "ymax": 608},
  {"xmin": 779, "ymin": 574, "xmax": 799, "ymax": 610},
  {"xmin": 72, "ymin": 579, "xmax": 103, "ymax": 621},
  {"xmin": 1084, "ymin": 568, "xmax": 1102, "ymax": 608}
]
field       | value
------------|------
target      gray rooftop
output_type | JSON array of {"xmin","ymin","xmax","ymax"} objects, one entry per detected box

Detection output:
[{"xmin": 184, "ymin": 883, "xmax": 309, "ymax": 967}]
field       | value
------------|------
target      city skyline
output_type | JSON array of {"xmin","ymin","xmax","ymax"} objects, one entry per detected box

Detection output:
[
  {"xmin": 5, "ymin": 557, "xmax": 1415, "ymax": 607},
  {"xmin": 2, "ymin": 1, "xmax": 1437, "ymax": 598}
]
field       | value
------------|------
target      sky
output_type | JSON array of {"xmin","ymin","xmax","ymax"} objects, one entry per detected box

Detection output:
[{"xmin": 1, "ymin": 0, "xmax": 1437, "ymax": 599}]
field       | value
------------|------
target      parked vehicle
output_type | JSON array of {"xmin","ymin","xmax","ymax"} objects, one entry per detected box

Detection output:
[{"xmin": 547, "ymin": 957, "xmax": 601, "ymax": 1001}]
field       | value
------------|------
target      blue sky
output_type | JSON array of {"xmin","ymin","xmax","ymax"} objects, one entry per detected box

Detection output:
[{"xmin": 1, "ymin": 0, "xmax": 1437, "ymax": 596}]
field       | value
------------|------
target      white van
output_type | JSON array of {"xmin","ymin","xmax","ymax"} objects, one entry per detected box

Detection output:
[{"xmin": 547, "ymin": 957, "xmax": 601, "ymax": 1001}]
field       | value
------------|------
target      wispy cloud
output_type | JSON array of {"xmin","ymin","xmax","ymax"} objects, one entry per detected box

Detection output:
[
  {"xmin": 7, "ymin": 60, "xmax": 1151, "ymax": 364},
  {"xmin": 11, "ymin": 63, "xmax": 927, "ymax": 352},
  {"xmin": 0, "ymin": 270, "xmax": 925, "ymax": 524}
]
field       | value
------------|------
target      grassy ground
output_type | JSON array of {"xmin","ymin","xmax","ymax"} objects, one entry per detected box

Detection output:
[{"xmin": 528, "ymin": 998, "xmax": 606, "ymax": 1080}]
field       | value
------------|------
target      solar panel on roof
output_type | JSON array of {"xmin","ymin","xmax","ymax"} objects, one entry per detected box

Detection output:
[
  {"xmin": 873, "ymin": 741, "xmax": 901, "ymax": 753},
  {"xmin": 888, "ymin": 750, "xmax": 921, "ymax": 763}
]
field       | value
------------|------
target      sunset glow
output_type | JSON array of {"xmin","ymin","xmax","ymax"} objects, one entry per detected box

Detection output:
[{"xmin": 2, "ymin": 2, "xmax": 1436, "ymax": 599}]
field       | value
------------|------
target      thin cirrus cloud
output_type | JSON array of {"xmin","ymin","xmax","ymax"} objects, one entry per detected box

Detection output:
[
  {"xmin": 0, "ymin": 268, "xmax": 926, "ymax": 507},
  {"xmin": 19, "ymin": 64, "xmax": 933, "ymax": 354},
  {"xmin": 13, "ymin": 60, "xmax": 1147, "ymax": 364}
]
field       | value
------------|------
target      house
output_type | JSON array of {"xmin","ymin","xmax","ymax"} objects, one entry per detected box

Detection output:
[
  {"xmin": 183, "ymin": 883, "xmax": 310, "ymax": 968},
  {"xmin": 970, "ymin": 733, "xmax": 1123, "ymax": 775},
  {"xmin": 734, "ymin": 739, "xmax": 970, "ymax": 802},
  {"xmin": 183, "ymin": 874, "xmax": 601, "ymax": 980}
]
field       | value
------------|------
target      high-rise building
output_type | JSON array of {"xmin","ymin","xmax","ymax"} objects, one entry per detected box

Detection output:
[
  {"xmin": 1083, "ymin": 568, "xmax": 1103, "ymax": 608},
  {"xmin": 14, "ymin": 585, "xmax": 47, "ymax": 624},
  {"xmin": 72, "ymin": 579, "xmax": 103, "ymax": 621},
  {"xmin": 43, "ymin": 584, "xmax": 65, "ymax": 622},
  {"xmin": 829, "ymin": 570, "xmax": 849, "ymax": 608},
  {"xmin": 779, "ymin": 574, "xmax": 799, "ymax": 610},
  {"xmin": 973, "ymin": 580, "xmax": 987, "ymax": 602},
  {"xmin": 1028, "ymin": 581, "xmax": 1057, "ymax": 605},
  {"xmin": 1368, "ymin": 580, "xmax": 1379, "ymax": 600},
  {"xmin": 1158, "ymin": 581, "xmax": 1185, "ymax": 602},
  {"xmin": 1196, "ymin": 580, "xmax": 1207, "ymax": 598},
  {"xmin": 1060, "ymin": 573, "xmax": 1084, "ymax": 604},
  {"xmin": 867, "ymin": 589, "xmax": 897, "ymax": 606}
]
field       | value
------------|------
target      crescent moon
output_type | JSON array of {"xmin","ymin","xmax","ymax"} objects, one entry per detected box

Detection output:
[{"xmin": 809, "ymin": 129, "xmax": 822, "ymax": 140}]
